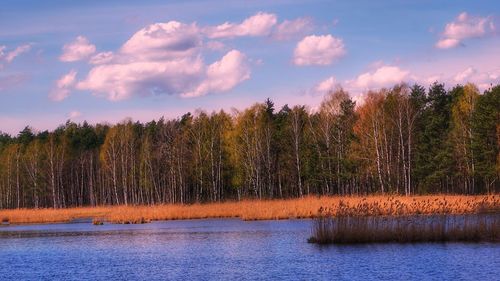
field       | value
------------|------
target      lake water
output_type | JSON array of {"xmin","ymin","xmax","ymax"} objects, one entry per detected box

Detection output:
[{"xmin": 0, "ymin": 219, "xmax": 499, "ymax": 281}]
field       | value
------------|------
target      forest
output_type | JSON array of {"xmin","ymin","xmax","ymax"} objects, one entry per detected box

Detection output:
[{"xmin": 0, "ymin": 82, "xmax": 498, "ymax": 209}]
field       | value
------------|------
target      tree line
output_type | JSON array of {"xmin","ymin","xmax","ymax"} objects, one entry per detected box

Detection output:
[{"xmin": 0, "ymin": 82, "xmax": 498, "ymax": 209}]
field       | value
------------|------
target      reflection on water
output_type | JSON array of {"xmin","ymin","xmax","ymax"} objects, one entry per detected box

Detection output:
[{"xmin": 1, "ymin": 219, "xmax": 499, "ymax": 281}]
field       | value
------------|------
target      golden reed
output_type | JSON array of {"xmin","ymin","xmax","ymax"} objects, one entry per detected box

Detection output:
[
  {"xmin": 308, "ymin": 195, "xmax": 499, "ymax": 244},
  {"xmin": 0, "ymin": 195, "xmax": 498, "ymax": 225}
]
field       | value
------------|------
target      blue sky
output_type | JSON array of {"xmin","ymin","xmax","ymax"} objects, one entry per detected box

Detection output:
[{"xmin": 1, "ymin": 0, "xmax": 499, "ymax": 135}]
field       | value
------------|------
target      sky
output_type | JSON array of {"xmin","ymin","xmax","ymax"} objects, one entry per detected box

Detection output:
[{"xmin": 0, "ymin": 0, "xmax": 499, "ymax": 135}]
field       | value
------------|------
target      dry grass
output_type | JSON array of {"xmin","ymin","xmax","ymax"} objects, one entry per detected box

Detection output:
[
  {"xmin": 0, "ymin": 195, "xmax": 498, "ymax": 225},
  {"xmin": 309, "ymin": 214, "xmax": 499, "ymax": 244},
  {"xmin": 308, "ymin": 195, "xmax": 499, "ymax": 244}
]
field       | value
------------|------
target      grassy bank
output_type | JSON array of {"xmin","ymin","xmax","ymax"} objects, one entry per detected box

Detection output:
[{"xmin": 0, "ymin": 195, "xmax": 498, "ymax": 225}]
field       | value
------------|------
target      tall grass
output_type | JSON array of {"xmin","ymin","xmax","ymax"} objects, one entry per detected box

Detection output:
[
  {"xmin": 0, "ymin": 195, "xmax": 497, "ymax": 225},
  {"xmin": 309, "ymin": 196, "xmax": 499, "ymax": 244}
]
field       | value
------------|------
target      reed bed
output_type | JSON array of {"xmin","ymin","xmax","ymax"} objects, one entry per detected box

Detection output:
[
  {"xmin": 309, "ymin": 196, "xmax": 499, "ymax": 244},
  {"xmin": 0, "ymin": 195, "xmax": 498, "ymax": 225},
  {"xmin": 309, "ymin": 214, "xmax": 499, "ymax": 244}
]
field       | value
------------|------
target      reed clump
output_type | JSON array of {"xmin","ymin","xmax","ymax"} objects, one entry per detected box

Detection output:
[
  {"xmin": 309, "ymin": 197, "xmax": 500, "ymax": 244},
  {"xmin": 1, "ymin": 217, "xmax": 9, "ymax": 225},
  {"xmin": 92, "ymin": 218, "xmax": 104, "ymax": 225},
  {"xmin": 0, "ymin": 195, "xmax": 497, "ymax": 225}
]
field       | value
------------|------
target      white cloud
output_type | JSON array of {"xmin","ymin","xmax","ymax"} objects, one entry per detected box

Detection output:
[
  {"xmin": 314, "ymin": 76, "xmax": 337, "ymax": 95},
  {"xmin": 49, "ymin": 70, "xmax": 77, "ymax": 101},
  {"xmin": 436, "ymin": 38, "xmax": 461, "ymax": 49},
  {"xmin": 89, "ymin": 52, "xmax": 114, "ymax": 65},
  {"xmin": 60, "ymin": 36, "xmax": 96, "ymax": 62},
  {"xmin": 0, "ymin": 44, "xmax": 31, "ymax": 91},
  {"xmin": 293, "ymin": 35, "xmax": 346, "ymax": 66},
  {"xmin": 272, "ymin": 17, "xmax": 313, "ymax": 40},
  {"xmin": 0, "ymin": 44, "xmax": 31, "ymax": 68},
  {"xmin": 77, "ymin": 57, "xmax": 205, "ymax": 101},
  {"xmin": 205, "ymin": 41, "xmax": 226, "ymax": 51},
  {"xmin": 424, "ymin": 74, "xmax": 442, "ymax": 85},
  {"xmin": 436, "ymin": 12, "xmax": 495, "ymax": 49},
  {"xmin": 68, "ymin": 111, "xmax": 82, "ymax": 119},
  {"xmin": 354, "ymin": 66, "xmax": 410, "ymax": 88},
  {"xmin": 63, "ymin": 13, "xmax": 320, "ymax": 101},
  {"xmin": 121, "ymin": 21, "xmax": 201, "ymax": 60},
  {"xmin": 182, "ymin": 50, "xmax": 250, "ymax": 97},
  {"xmin": 77, "ymin": 20, "xmax": 250, "ymax": 101},
  {"xmin": 205, "ymin": 12, "xmax": 277, "ymax": 38},
  {"xmin": 454, "ymin": 67, "xmax": 476, "ymax": 82},
  {"xmin": 4, "ymin": 44, "xmax": 31, "ymax": 63}
]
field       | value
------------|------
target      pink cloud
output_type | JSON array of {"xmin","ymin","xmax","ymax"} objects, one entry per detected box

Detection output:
[
  {"xmin": 436, "ymin": 38, "xmax": 461, "ymax": 49},
  {"xmin": 76, "ymin": 20, "xmax": 250, "ymax": 101},
  {"xmin": 77, "ymin": 57, "xmax": 205, "ymax": 101},
  {"xmin": 316, "ymin": 65, "xmax": 413, "ymax": 96},
  {"xmin": 293, "ymin": 35, "xmax": 346, "ymax": 66},
  {"xmin": 454, "ymin": 67, "xmax": 476, "ymax": 82},
  {"xmin": 313, "ymin": 76, "xmax": 337, "ymax": 95},
  {"xmin": 68, "ymin": 110, "xmax": 82, "ymax": 119},
  {"xmin": 353, "ymin": 66, "xmax": 410, "ymax": 88},
  {"xmin": 272, "ymin": 17, "xmax": 314, "ymax": 40},
  {"xmin": 4, "ymin": 44, "xmax": 31, "ymax": 63},
  {"xmin": 121, "ymin": 21, "xmax": 201, "ymax": 60},
  {"xmin": 0, "ymin": 44, "xmax": 31, "ymax": 68},
  {"xmin": 182, "ymin": 50, "xmax": 250, "ymax": 97},
  {"xmin": 436, "ymin": 12, "xmax": 495, "ymax": 49},
  {"xmin": 205, "ymin": 41, "xmax": 226, "ymax": 51},
  {"xmin": 89, "ymin": 52, "xmax": 114, "ymax": 65},
  {"xmin": 205, "ymin": 12, "xmax": 277, "ymax": 38},
  {"xmin": 60, "ymin": 36, "xmax": 96, "ymax": 62},
  {"xmin": 49, "ymin": 69, "xmax": 77, "ymax": 101}
]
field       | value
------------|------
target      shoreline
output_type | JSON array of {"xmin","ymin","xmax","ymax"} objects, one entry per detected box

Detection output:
[{"xmin": 0, "ymin": 195, "xmax": 498, "ymax": 225}]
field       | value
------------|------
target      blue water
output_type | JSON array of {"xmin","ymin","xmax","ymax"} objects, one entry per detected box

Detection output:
[{"xmin": 0, "ymin": 219, "xmax": 499, "ymax": 281}]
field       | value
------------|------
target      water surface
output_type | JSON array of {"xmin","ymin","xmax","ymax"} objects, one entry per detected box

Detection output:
[{"xmin": 0, "ymin": 219, "xmax": 498, "ymax": 280}]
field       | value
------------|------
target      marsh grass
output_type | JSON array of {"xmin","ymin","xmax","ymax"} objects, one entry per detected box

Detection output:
[
  {"xmin": 0, "ymin": 195, "xmax": 497, "ymax": 225},
  {"xmin": 309, "ymin": 214, "xmax": 499, "ymax": 244},
  {"xmin": 309, "ymin": 196, "xmax": 500, "ymax": 244}
]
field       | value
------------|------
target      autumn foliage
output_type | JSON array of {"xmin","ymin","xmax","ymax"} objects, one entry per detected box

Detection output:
[{"xmin": 0, "ymin": 83, "xmax": 498, "ymax": 209}]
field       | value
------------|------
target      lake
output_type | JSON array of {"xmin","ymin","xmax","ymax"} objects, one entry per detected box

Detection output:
[{"xmin": 0, "ymin": 219, "xmax": 499, "ymax": 280}]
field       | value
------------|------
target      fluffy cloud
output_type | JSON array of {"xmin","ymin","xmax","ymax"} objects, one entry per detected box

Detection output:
[
  {"xmin": 89, "ymin": 52, "xmax": 114, "ymax": 65},
  {"xmin": 121, "ymin": 21, "xmax": 201, "ymax": 60},
  {"xmin": 436, "ymin": 12, "xmax": 495, "ymax": 49},
  {"xmin": 64, "ymin": 13, "xmax": 319, "ymax": 101},
  {"xmin": 353, "ymin": 66, "xmax": 410, "ymax": 88},
  {"xmin": 205, "ymin": 12, "xmax": 277, "ymax": 38},
  {"xmin": 314, "ymin": 76, "xmax": 337, "ymax": 95},
  {"xmin": 454, "ymin": 67, "xmax": 476, "ymax": 82},
  {"xmin": 452, "ymin": 67, "xmax": 499, "ymax": 90},
  {"xmin": 293, "ymin": 35, "xmax": 346, "ymax": 66},
  {"xmin": 60, "ymin": 36, "xmax": 96, "ymax": 62},
  {"xmin": 49, "ymin": 70, "xmax": 77, "ymax": 101},
  {"xmin": 77, "ymin": 57, "xmax": 205, "ymax": 101},
  {"xmin": 272, "ymin": 17, "xmax": 314, "ymax": 40},
  {"xmin": 182, "ymin": 50, "xmax": 250, "ymax": 97},
  {"xmin": 77, "ymin": 21, "xmax": 250, "ymax": 101}
]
